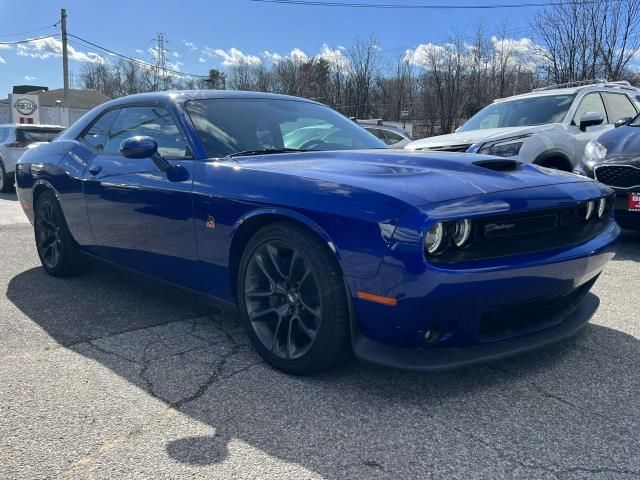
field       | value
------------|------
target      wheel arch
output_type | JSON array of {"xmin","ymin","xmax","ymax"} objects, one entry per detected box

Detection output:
[
  {"xmin": 32, "ymin": 179, "xmax": 60, "ymax": 207},
  {"xmin": 228, "ymin": 208, "xmax": 343, "ymax": 300},
  {"xmin": 532, "ymin": 149, "xmax": 573, "ymax": 172}
]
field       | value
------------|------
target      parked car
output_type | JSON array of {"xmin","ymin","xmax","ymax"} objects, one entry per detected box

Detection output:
[
  {"xmin": 358, "ymin": 120, "xmax": 412, "ymax": 148},
  {"xmin": 0, "ymin": 124, "xmax": 65, "ymax": 192},
  {"xmin": 16, "ymin": 91, "xmax": 619, "ymax": 374},
  {"xmin": 576, "ymin": 117, "xmax": 640, "ymax": 230},
  {"xmin": 405, "ymin": 81, "xmax": 640, "ymax": 172}
]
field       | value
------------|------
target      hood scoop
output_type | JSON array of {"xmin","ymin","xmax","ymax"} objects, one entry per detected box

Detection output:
[{"xmin": 473, "ymin": 159, "xmax": 522, "ymax": 172}]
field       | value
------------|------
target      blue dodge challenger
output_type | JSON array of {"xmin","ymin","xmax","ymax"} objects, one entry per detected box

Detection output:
[{"xmin": 16, "ymin": 91, "xmax": 620, "ymax": 374}]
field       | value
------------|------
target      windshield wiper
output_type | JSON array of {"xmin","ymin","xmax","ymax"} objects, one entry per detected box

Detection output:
[{"xmin": 226, "ymin": 148, "xmax": 310, "ymax": 158}]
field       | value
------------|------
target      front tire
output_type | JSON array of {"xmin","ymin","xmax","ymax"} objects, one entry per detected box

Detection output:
[
  {"xmin": 237, "ymin": 222, "xmax": 351, "ymax": 374},
  {"xmin": 34, "ymin": 190, "xmax": 88, "ymax": 276}
]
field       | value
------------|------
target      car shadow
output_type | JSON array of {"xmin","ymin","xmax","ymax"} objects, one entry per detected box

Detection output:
[
  {"xmin": 0, "ymin": 191, "xmax": 17, "ymax": 201},
  {"xmin": 613, "ymin": 229, "xmax": 640, "ymax": 261},
  {"xmin": 6, "ymin": 260, "xmax": 640, "ymax": 477}
]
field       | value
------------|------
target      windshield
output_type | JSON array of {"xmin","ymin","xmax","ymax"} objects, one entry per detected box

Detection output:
[
  {"xmin": 458, "ymin": 94, "xmax": 575, "ymax": 132},
  {"xmin": 186, "ymin": 98, "xmax": 386, "ymax": 158}
]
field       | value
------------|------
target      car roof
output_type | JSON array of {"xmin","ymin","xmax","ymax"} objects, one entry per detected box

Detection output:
[
  {"xmin": 0, "ymin": 123, "xmax": 65, "ymax": 129},
  {"xmin": 100, "ymin": 90, "xmax": 321, "ymax": 106},
  {"xmin": 493, "ymin": 84, "xmax": 640, "ymax": 104}
]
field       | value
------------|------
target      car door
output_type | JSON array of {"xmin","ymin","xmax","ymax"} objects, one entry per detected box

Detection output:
[
  {"xmin": 80, "ymin": 105, "xmax": 201, "ymax": 289},
  {"xmin": 572, "ymin": 92, "xmax": 612, "ymax": 160}
]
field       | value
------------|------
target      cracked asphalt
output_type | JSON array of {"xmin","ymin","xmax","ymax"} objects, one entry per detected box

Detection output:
[{"xmin": 1, "ymin": 191, "xmax": 639, "ymax": 479}]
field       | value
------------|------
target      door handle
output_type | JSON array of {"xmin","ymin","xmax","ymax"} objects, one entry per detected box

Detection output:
[{"xmin": 88, "ymin": 165, "xmax": 102, "ymax": 176}]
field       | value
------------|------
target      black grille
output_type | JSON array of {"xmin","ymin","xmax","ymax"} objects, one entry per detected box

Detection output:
[
  {"xmin": 425, "ymin": 144, "xmax": 472, "ymax": 153},
  {"xmin": 431, "ymin": 202, "xmax": 612, "ymax": 264},
  {"xmin": 595, "ymin": 165, "xmax": 640, "ymax": 189},
  {"xmin": 478, "ymin": 277, "xmax": 597, "ymax": 341}
]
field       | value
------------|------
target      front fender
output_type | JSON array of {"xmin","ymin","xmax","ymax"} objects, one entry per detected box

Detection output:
[{"xmin": 232, "ymin": 207, "xmax": 342, "ymax": 259}]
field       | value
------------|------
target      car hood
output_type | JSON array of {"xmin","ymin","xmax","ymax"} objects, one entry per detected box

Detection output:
[
  {"xmin": 598, "ymin": 125, "xmax": 640, "ymax": 162},
  {"xmin": 405, "ymin": 125, "xmax": 555, "ymax": 150},
  {"xmin": 236, "ymin": 149, "xmax": 590, "ymax": 206}
]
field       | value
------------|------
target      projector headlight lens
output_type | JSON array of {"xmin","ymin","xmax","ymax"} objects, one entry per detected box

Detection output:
[
  {"xmin": 585, "ymin": 200, "xmax": 595, "ymax": 220},
  {"xmin": 452, "ymin": 219, "xmax": 472, "ymax": 248},
  {"xmin": 424, "ymin": 222, "xmax": 445, "ymax": 255},
  {"xmin": 597, "ymin": 198, "xmax": 607, "ymax": 219}
]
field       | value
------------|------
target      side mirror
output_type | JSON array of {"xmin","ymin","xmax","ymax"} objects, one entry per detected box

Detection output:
[
  {"xmin": 579, "ymin": 111, "xmax": 605, "ymax": 132},
  {"xmin": 120, "ymin": 135, "xmax": 171, "ymax": 172},
  {"xmin": 615, "ymin": 116, "xmax": 633, "ymax": 128},
  {"xmin": 120, "ymin": 135, "xmax": 158, "ymax": 159}
]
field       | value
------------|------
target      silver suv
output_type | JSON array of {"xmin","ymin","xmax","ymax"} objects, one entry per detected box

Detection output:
[
  {"xmin": 0, "ymin": 124, "xmax": 65, "ymax": 192},
  {"xmin": 405, "ymin": 80, "xmax": 640, "ymax": 171}
]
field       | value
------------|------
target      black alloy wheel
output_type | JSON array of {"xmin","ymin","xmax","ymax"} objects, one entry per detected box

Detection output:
[
  {"xmin": 36, "ymin": 199, "xmax": 62, "ymax": 270},
  {"xmin": 34, "ymin": 190, "xmax": 88, "ymax": 276},
  {"xmin": 238, "ymin": 222, "xmax": 351, "ymax": 374}
]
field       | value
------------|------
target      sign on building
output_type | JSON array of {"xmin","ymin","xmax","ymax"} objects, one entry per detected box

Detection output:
[{"xmin": 8, "ymin": 93, "xmax": 40, "ymax": 124}]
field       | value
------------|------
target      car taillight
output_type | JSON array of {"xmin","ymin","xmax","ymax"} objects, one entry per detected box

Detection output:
[{"xmin": 5, "ymin": 141, "xmax": 30, "ymax": 148}]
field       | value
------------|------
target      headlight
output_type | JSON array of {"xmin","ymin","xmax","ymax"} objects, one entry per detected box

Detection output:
[
  {"xmin": 424, "ymin": 222, "xmax": 445, "ymax": 254},
  {"xmin": 478, "ymin": 135, "xmax": 530, "ymax": 157},
  {"xmin": 597, "ymin": 198, "xmax": 607, "ymax": 218},
  {"xmin": 479, "ymin": 141, "xmax": 524, "ymax": 157},
  {"xmin": 583, "ymin": 140, "xmax": 607, "ymax": 166},
  {"xmin": 585, "ymin": 200, "xmax": 595, "ymax": 220},
  {"xmin": 452, "ymin": 219, "xmax": 472, "ymax": 248}
]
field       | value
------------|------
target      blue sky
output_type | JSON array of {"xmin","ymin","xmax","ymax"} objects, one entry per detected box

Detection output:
[{"xmin": 0, "ymin": 0, "xmax": 541, "ymax": 95}]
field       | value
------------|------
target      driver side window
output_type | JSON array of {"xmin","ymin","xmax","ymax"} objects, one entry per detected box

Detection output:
[
  {"xmin": 573, "ymin": 93, "xmax": 608, "ymax": 125},
  {"xmin": 102, "ymin": 106, "xmax": 190, "ymax": 159}
]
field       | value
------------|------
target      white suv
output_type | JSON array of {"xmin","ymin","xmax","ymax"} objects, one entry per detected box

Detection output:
[
  {"xmin": 405, "ymin": 81, "xmax": 640, "ymax": 172},
  {"xmin": 0, "ymin": 124, "xmax": 65, "ymax": 192}
]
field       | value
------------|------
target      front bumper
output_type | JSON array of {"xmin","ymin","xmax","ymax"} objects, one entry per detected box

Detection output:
[
  {"xmin": 614, "ymin": 192, "xmax": 640, "ymax": 230},
  {"xmin": 353, "ymin": 293, "xmax": 598, "ymax": 371}
]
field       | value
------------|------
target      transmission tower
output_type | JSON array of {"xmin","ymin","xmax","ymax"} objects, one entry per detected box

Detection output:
[{"xmin": 153, "ymin": 33, "xmax": 168, "ymax": 91}]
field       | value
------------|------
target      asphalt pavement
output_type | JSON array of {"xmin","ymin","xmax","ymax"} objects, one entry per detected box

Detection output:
[{"xmin": 1, "ymin": 191, "xmax": 639, "ymax": 479}]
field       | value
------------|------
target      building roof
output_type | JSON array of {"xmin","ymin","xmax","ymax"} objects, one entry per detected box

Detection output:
[{"xmin": 0, "ymin": 88, "xmax": 111, "ymax": 109}]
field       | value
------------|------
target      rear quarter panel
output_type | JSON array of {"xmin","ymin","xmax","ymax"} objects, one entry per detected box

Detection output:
[{"xmin": 16, "ymin": 140, "xmax": 92, "ymax": 244}]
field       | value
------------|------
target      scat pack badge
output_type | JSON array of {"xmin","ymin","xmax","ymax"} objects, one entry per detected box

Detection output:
[{"xmin": 206, "ymin": 215, "xmax": 216, "ymax": 229}]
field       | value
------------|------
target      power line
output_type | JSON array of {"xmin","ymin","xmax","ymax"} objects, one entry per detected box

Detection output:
[
  {"xmin": 249, "ymin": 0, "xmax": 614, "ymax": 8},
  {"xmin": 0, "ymin": 22, "xmax": 59, "ymax": 37},
  {"xmin": 67, "ymin": 33, "xmax": 210, "ymax": 79},
  {"xmin": 0, "ymin": 34, "xmax": 59, "ymax": 45}
]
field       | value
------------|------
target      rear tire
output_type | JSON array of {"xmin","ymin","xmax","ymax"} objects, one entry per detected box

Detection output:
[
  {"xmin": 0, "ymin": 159, "xmax": 12, "ymax": 193},
  {"xmin": 237, "ymin": 222, "xmax": 351, "ymax": 375},
  {"xmin": 34, "ymin": 190, "xmax": 89, "ymax": 277}
]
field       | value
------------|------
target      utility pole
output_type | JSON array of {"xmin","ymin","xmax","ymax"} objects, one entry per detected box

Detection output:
[{"xmin": 61, "ymin": 8, "xmax": 69, "ymax": 107}]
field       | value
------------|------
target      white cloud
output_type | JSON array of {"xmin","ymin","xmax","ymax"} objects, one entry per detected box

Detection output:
[
  {"xmin": 318, "ymin": 44, "xmax": 349, "ymax": 69},
  {"xmin": 172, "ymin": 51, "xmax": 180, "ymax": 58},
  {"xmin": 183, "ymin": 41, "xmax": 197, "ymax": 51},
  {"xmin": 0, "ymin": 44, "xmax": 11, "ymax": 50},
  {"xmin": 263, "ymin": 48, "xmax": 308, "ymax": 64},
  {"xmin": 263, "ymin": 50, "xmax": 283, "ymax": 62},
  {"xmin": 214, "ymin": 47, "xmax": 261, "ymax": 67},
  {"xmin": 24, "ymin": 75, "xmax": 36, "ymax": 80},
  {"xmin": 404, "ymin": 37, "xmax": 543, "ymax": 72},
  {"xmin": 0, "ymin": 56, "xmax": 6, "ymax": 64},
  {"xmin": 135, "ymin": 48, "xmax": 144, "ymax": 54},
  {"xmin": 491, "ymin": 36, "xmax": 544, "ymax": 70},
  {"xmin": 16, "ymin": 37, "xmax": 104, "ymax": 63},
  {"xmin": 198, "ymin": 57, "xmax": 206, "ymax": 63}
]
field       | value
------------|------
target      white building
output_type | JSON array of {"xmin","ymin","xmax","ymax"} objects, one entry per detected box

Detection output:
[{"xmin": 0, "ymin": 88, "xmax": 110, "ymax": 127}]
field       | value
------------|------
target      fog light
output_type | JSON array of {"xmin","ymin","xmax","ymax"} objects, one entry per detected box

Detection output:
[
  {"xmin": 597, "ymin": 198, "xmax": 607, "ymax": 219},
  {"xmin": 424, "ymin": 222, "xmax": 445, "ymax": 255},
  {"xmin": 585, "ymin": 200, "xmax": 595, "ymax": 221}
]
